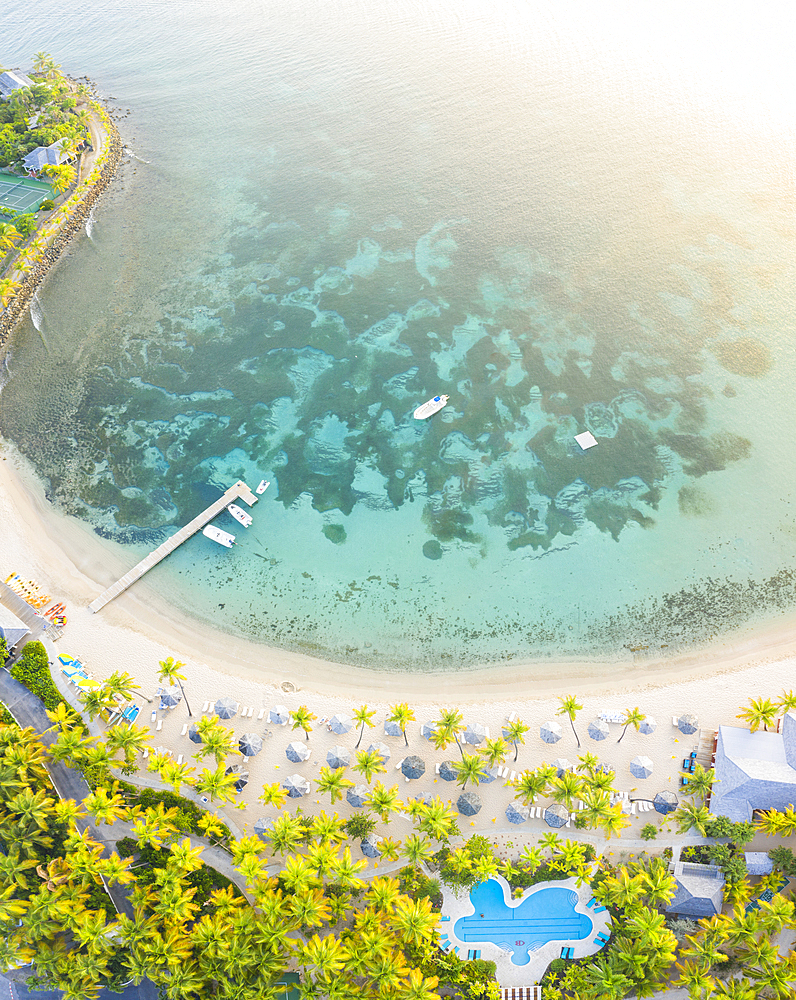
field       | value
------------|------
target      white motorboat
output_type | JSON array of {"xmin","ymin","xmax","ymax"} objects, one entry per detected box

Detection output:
[
  {"xmin": 228, "ymin": 503, "xmax": 253, "ymax": 527},
  {"xmin": 256, "ymin": 480, "xmax": 270, "ymax": 494},
  {"xmin": 202, "ymin": 525, "xmax": 236, "ymax": 548},
  {"xmin": 413, "ymin": 394, "xmax": 449, "ymax": 420}
]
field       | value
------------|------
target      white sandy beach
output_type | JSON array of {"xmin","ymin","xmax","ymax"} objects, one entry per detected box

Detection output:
[{"xmin": 2, "ymin": 441, "xmax": 796, "ymax": 848}]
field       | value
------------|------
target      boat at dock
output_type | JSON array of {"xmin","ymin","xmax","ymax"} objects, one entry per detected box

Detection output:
[
  {"xmin": 256, "ymin": 480, "xmax": 270, "ymax": 494},
  {"xmin": 202, "ymin": 525, "xmax": 236, "ymax": 548},
  {"xmin": 413, "ymin": 394, "xmax": 449, "ymax": 420},
  {"xmin": 228, "ymin": 503, "xmax": 253, "ymax": 527}
]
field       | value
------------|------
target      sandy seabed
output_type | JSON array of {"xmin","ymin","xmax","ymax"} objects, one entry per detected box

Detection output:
[{"xmin": 2, "ymin": 440, "xmax": 795, "ymax": 846}]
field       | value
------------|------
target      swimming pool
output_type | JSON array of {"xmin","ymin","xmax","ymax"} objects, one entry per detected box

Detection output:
[{"xmin": 453, "ymin": 879, "xmax": 593, "ymax": 966}]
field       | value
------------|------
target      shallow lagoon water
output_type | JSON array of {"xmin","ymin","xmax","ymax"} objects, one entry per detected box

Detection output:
[{"xmin": 2, "ymin": 2, "xmax": 796, "ymax": 669}]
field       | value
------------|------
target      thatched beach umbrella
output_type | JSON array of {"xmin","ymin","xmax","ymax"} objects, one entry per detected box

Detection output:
[
  {"xmin": 367, "ymin": 742, "xmax": 391, "ymax": 764},
  {"xmin": 462, "ymin": 723, "xmax": 487, "ymax": 745},
  {"xmin": 553, "ymin": 757, "xmax": 573, "ymax": 777},
  {"xmin": 410, "ymin": 791, "xmax": 433, "ymax": 806},
  {"xmin": 346, "ymin": 784, "xmax": 369, "ymax": 809},
  {"xmin": 384, "ymin": 719, "xmax": 403, "ymax": 738},
  {"xmin": 457, "ymin": 792, "xmax": 482, "ymax": 817},
  {"xmin": 254, "ymin": 817, "xmax": 274, "ymax": 842},
  {"xmin": 158, "ymin": 685, "xmax": 182, "ymax": 708},
  {"xmin": 286, "ymin": 741, "xmax": 311, "ymax": 763},
  {"xmin": 630, "ymin": 755, "xmax": 653, "ymax": 779},
  {"xmin": 214, "ymin": 696, "xmax": 238, "ymax": 720},
  {"xmin": 677, "ymin": 713, "xmax": 699, "ymax": 735},
  {"xmin": 327, "ymin": 746, "xmax": 350, "ymax": 769},
  {"xmin": 540, "ymin": 720, "xmax": 563, "ymax": 744},
  {"xmin": 439, "ymin": 761, "xmax": 457, "ymax": 782},
  {"xmin": 639, "ymin": 716, "xmax": 657, "ymax": 735},
  {"xmin": 544, "ymin": 803, "xmax": 569, "ymax": 828},
  {"xmin": 282, "ymin": 774, "xmax": 310, "ymax": 797},
  {"xmin": 506, "ymin": 802, "xmax": 530, "ymax": 825},
  {"xmin": 402, "ymin": 756, "xmax": 426, "ymax": 780},
  {"xmin": 225, "ymin": 765, "xmax": 248, "ymax": 792},
  {"xmin": 587, "ymin": 719, "xmax": 609, "ymax": 741},
  {"xmin": 420, "ymin": 721, "xmax": 437, "ymax": 740},
  {"xmin": 361, "ymin": 833, "xmax": 382, "ymax": 859},
  {"xmin": 653, "ymin": 790, "xmax": 678, "ymax": 814},
  {"xmin": 269, "ymin": 705, "xmax": 290, "ymax": 726},
  {"xmin": 187, "ymin": 724, "xmax": 203, "ymax": 744},
  {"xmin": 329, "ymin": 714, "xmax": 353, "ymax": 735},
  {"xmin": 479, "ymin": 765, "xmax": 500, "ymax": 784},
  {"xmin": 239, "ymin": 733, "xmax": 263, "ymax": 757}
]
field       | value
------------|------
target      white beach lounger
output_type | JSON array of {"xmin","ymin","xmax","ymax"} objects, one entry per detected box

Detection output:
[
  {"xmin": 435, "ymin": 763, "xmax": 441, "ymax": 774},
  {"xmin": 506, "ymin": 711, "xmax": 518, "ymax": 723},
  {"xmin": 395, "ymin": 758, "xmax": 405, "ymax": 770},
  {"xmin": 208, "ymin": 702, "xmax": 215, "ymax": 712},
  {"xmin": 672, "ymin": 715, "xmax": 679, "ymax": 726},
  {"xmin": 258, "ymin": 708, "xmax": 266, "ymax": 720},
  {"xmin": 156, "ymin": 719, "xmax": 163, "ymax": 731},
  {"xmin": 630, "ymin": 803, "xmax": 637, "ymax": 815},
  {"xmin": 509, "ymin": 770, "xmax": 516, "ymax": 782},
  {"xmin": 240, "ymin": 707, "xmax": 248, "ymax": 717},
  {"xmin": 180, "ymin": 724, "xmax": 188, "ymax": 736},
  {"xmin": 142, "ymin": 748, "xmax": 148, "ymax": 759},
  {"xmin": 202, "ymin": 701, "xmax": 209, "ymax": 713},
  {"xmin": 565, "ymin": 817, "xmax": 571, "ymax": 827}
]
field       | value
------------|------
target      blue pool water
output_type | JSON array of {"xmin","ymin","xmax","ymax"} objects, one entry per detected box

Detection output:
[{"xmin": 454, "ymin": 879, "xmax": 593, "ymax": 966}]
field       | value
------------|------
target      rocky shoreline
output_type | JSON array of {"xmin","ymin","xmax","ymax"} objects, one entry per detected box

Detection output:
[{"xmin": 0, "ymin": 115, "xmax": 124, "ymax": 354}]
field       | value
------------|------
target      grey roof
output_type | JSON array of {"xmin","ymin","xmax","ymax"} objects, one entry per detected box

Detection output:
[
  {"xmin": 327, "ymin": 746, "xmax": 350, "ymax": 769},
  {"xmin": 384, "ymin": 719, "xmax": 403, "ymax": 737},
  {"xmin": 0, "ymin": 603, "xmax": 30, "ymax": 648},
  {"xmin": 677, "ymin": 713, "xmax": 699, "ymax": 735},
  {"xmin": 457, "ymin": 792, "xmax": 482, "ymax": 816},
  {"xmin": 665, "ymin": 862, "xmax": 725, "ymax": 917},
  {"xmin": 744, "ymin": 852, "xmax": 774, "ymax": 875},
  {"xmin": 286, "ymin": 741, "xmax": 310, "ymax": 762},
  {"xmin": 282, "ymin": 773, "xmax": 310, "ymax": 797},
  {"xmin": 22, "ymin": 138, "xmax": 70, "ymax": 172},
  {"xmin": 214, "ymin": 696, "xmax": 238, "ymax": 719},
  {"xmin": 0, "ymin": 71, "xmax": 33, "ymax": 99},
  {"xmin": 630, "ymin": 755, "xmax": 654, "ymax": 779},
  {"xmin": 544, "ymin": 803, "xmax": 569, "ymax": 828},
  {"xmin": 367, "ymin": 741, "xmax": 391, "ymax": 763},
  {"xmin": 540, "ymin": 720, "xmax": 563, "ymax": 744},
  {"xmin": 361, "ymin": 833, "xmax": 382, "ymax": 858},
  {"xmin": 347, "ymin": 783, "xmax": 369, "ymax": 808},
  {"xmin": 401, "ymin": 755, "xmax": 425, "ymax": 779},
  {"xmin": 439, "ymin": 760, "xmax": 457, "ymax": 781},
  {"xmin": 710, "ymin": 713, "xmax": 796, "ymax": 822},
  {"xmin": 329, "ymin": 714, "xmax": 352, "ymax": 734},
  {"xmin": 462, "ymin": 723, "xmax": 487, "ymax": 745},
  {"xmin": 269, "ymin": 705, "xmax": 290, "ymax": 725},
  {"xmin": 640, "ymin": 716, "xmax": 657, "ymax": 735},
  {"xmin": 238, "ymin": 733, "xmax": 263, "ymax": 756},
  {"xmin": 587, "ymin": 719, "xmax": 609, "ymax": 741},
  {"xmin": 505, "ymin": 802, "xmax": 530, "ymax": 824}
]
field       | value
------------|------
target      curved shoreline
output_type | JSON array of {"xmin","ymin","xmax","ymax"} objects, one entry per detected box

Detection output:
[{"xmin": 0, "ymin": 108, "xmax": 123, "ymax": 353}]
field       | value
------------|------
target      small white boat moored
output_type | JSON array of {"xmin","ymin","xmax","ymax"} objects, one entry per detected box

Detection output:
[
  {"xmin": 228, "ymin": 503, "xmax": 253, "ymax": 528},
  {"xmin": 256, "ymin": 480, "xmax": 270, "ymax": 494},
  {"xmin": 202, "ymin": 525, "xmax": 236, "ymax": 548},
  {"xmin": 413, "ymin": 394, "xmax": 449, "ymax": 420}
]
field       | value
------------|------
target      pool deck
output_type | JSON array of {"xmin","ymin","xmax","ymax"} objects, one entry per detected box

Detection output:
[{"xmin": 439, "ymin": 874, "xmax": 611, "ymax": 987}]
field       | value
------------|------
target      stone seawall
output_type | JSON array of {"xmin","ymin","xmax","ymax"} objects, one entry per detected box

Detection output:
[{"xmin": 0, "ymin": 116, "xmax": 124, "ymax": 353}]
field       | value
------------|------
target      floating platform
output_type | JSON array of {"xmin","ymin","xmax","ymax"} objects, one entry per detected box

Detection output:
[{"xmin": 575, "ymin": 431, "xmax": 598, "ymax": 450}]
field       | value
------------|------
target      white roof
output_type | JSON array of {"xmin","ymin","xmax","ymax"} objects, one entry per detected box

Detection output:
[
  {"xmin": 0, "ymin": 604, "xmax": 30, "ymax": 648},
  {"xmin": 575, "ymin": 431, "xmax": 598, "ymax": 450}
]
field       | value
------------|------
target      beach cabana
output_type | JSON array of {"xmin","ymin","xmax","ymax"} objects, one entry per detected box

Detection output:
[
  {"xmin": 544, "ymin": 803, "xmax": 569, "ymax": 828},
  {"xmin": 367, "ymin": 741, "xmax": 391, "ymax": 764},
  {"xmin": 506, "ymin": 802, "xmax": 530, "ymax": 824},
  {"xmin": 457, "ymin": 792, "xmax": 482, "ymax": 816},
  {"xmin": 677, "ymin": 713, "xmax": 699, "ymax": 735},
  {"xmin": 402, "ymin": 755, "xmax": 426, "ymax": 780},
  {"xmin": 239, "ymin": 733, "xmax": 263, "ymax": 757},
  {"xmin": 254, "ymin": 817, "xmax": 274, "ymax": 842},
  {"xmin": 187, "ymin": 724, "xmax": 202, "ymax": 744},
  {"xmin": 420, "ymin": 721, "xmax": 437, "ymax": 740},
  {"xmin": 439, "ymin": 761, "xmax": 457, "ymax": 782},
  {"xmin": 158, "ymin": 685, "xmax": 182, "ymax": 709},
  {"xmin": 462, "ymin": 723, "xmax": 487, "ymax": 745},
  {"xmin": 286, "ymin": 741, "xmax": 311, "ymax": 763},
  {"xmin": 653, "ymin": 790, "xmax": 678, "ymax": 814},
  {"xmin": 270, "ymin": 705, "xmax": 290, "ymax": 726},
  {"xmin": 361, "ymin": 833, "xmax": 382, "ymax": 859},
  {"xmin": 640, "ymin": 716, "xmax": 657, "ymax": 735},
  {"xmin": 282, "ymin": 774, "xmax": 310, "ymax": 798},
  {"xmin": 327, "ymin": 746, "xmax": 350, "ymax": 769},
  {"xmin": 329, "ymin": 714, "xmax": 353, "ymax": 735},
  {"xmin": 553, "ymin": 757, "xmax": 573, "ymax": 777},
  {"xmin": 215, "ymin": 697, "xmax": 238, "ymax": 720},
  {"xmin": 384, "ymin": 720, "xmax": 403, "ymax": 738},
  {"xmin": 630, "ymin": 755, "xmax": 653, "ymax": 779},
  {"xmin": 347, "ymin": 784, "xmax": 369, "ymax": 809},
  {"xmin": 540, "ymin": 720, "xmax": 563, "ymax": 744},
  {"xmin": 587, "ymin": 719, "xmax": 609, "ymax": 741}
]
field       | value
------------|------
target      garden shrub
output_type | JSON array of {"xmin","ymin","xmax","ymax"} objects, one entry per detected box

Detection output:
[
  {"xmin": 10, "ymin": 641, "xmax": 64, "ymax": 711},
  {"xmin": 39, "ymin": 199, "xmax": 54, "ymax": 211}
]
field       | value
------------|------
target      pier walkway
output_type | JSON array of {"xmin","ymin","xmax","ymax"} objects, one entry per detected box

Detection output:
[{"xmin": 89, "ymin": 481, "xmax": 258, "ymax": 614}]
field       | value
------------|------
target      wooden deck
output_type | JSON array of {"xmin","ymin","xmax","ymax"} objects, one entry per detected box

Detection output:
[{"xmin": 88, "ymin": 481, "xmax": 258, "ymax": 614}]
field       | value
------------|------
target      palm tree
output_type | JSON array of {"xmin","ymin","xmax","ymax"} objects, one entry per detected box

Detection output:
[
  {"xmin": 737, "ymin": 697, "xmax": 778, "ymax": 732},
  {"xmin": 512, "ymin": 768, "xmax": 547, "ymax": 806},
  {"xmin": 105, "ymin": 722, "xmax": 150, "ymax": 766},
  {"xmin": 352, "ymin": 704, "xmax": 376, "ymax": 749},
  {"xmin": 617, "ymin": 706, "xmax": 645, "ymax": 743},
  {"xmin": 414, "ymin": 797, "xmax": 458, "ymax": 841},
  {"xmin": 550, "ymin": 771, "xmax": 583, "ymax": 810},
  {"xmin": 315, "ymin": 766, "xmax": 354, "ymax": 805},
  {"xmin": 503, "ymin": 718, "xmax": 530, "ymax": 762},
  {"xmin": 194, "ymin": 765, "xmax": 238, "ymax": 804},
  {"xmin": 392, "ymin": 895, "xmax": 438, "ymax": 948},
  {"xmin": 387, "ymin": 703, "xmax": 415, "ymax": 747},
  {"xmin": 366, "ymin": 782, "xmax": 403, "ymax": 822},
  {"xmin": 0, "ymin": 277, "xmax": 20, "ymax": 307},
  {"xmin": 480, "ymin": 737, "xmax": 509, "ymax": 768},
  {"xmin": 681, "ymin": 763, "xmax": 716, "ymax": 802},
  {"xmin": 78, "ymin": 687, "xmax": 115, "ymax": 721},
  {"xmin": 160, "ymin": 760, "xmax": 195, "ymax": 795},
  {"xmin": 776, "ymin": 688, "xmax": 796, "ymax": 721},
  {"xmin": 432, "ymin": 708, "xmax": 465, "ymax": 757},
  {"xmin": 268, "ymin": 813, "xmax": 304, "ymax": 856},
  {"xmin": 674, "ymin": 802, "xmax": 712, "ymax": 836},
  {"xmin": 290, "ymin": 705, "xmax": 317, "ymax": 741},
  {"xmin": 102, "ymin": 670, "xmax": 140, "ymax": 704},
  {"xmin": 157, "ymin": 657, "xmax": 192, "ymax": 716},
  {"xmin": 258, "ymin": 782, "xmax": 289, "ymax": 809},
  {"xmin": 42, "ymin": 163, "xmax": 76, "ymax": 196},
  {"xmin": 195, "ymin": 726, "xmax": 235, "ymax": 766},
  {"xmin": 0, "ymin": 223, "xmax": 21, "ymax": 253},
  {"xmin": 454, "ymin": 752, "xmax": 487, "ymax": 789},
  {"xmin": 602, "ymin": 806, "xmax": 632, "ymax": 840},
  {"xmin": 556, "ymin": 694, "xmax": 583, "ymax": 748},
  {"xmin": 352, "ymin": 749, "xmax": 386, "ymax": 784},
  {"xmin": 400, "ymin": 833, "xmax": 434, "ymax": 866},
  {"xmin": 310, "ymin": 811, "xmax": 346, "ymax": 846}
]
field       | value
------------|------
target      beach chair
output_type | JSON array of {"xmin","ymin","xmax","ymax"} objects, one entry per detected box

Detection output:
[
  {"xmin": 672, "ymin": 715, "xmax": 679, "ymax": 726},
  {"xmin": 150, "ymin": 710, "xmax": 157, "ymax": 724},
  {"xmin": 435, "ymin": 763, "xmax": 441, "ymax": 774},
  {"xmin": 177, "ymin": 754, "xmax": 183, "ymax": 765},
  {"xmin": 509, "ymin": 770, "xmax": 516, "ymax": 782},
  {"xmin": 395, "ymin": 758, "xmax": 405, "ymax": 770},
  {"xmin": 180, "ymin": 724, "xmax": 188, "ymax": 736},
  {"xmin": 258, "ymin": 708, "xmax": 266, "ymax": 720},
  {"xmin": 586, "ymin": 897, "xmax": 596, "ymax": 908},
  {"xmin": 156, "ymin": 719, "xmax": 163, "ymax": 732},
  {"xmin": 202, "ymin": 701, "xmax": 209, "ymax": 713},
  {"xmin": 142, "ymin": 748, "xmax": 149, "ymax": 759},
  {"xmin": 565, "ymin": 816, "xmax": 571, "ymax": 827},
  {"xmin": 506, "ymin": 711, "xmax": 518, "ymax": 723},
  {"xmin": 240, "ymin": 707, "xmax": 248, "ymax": 717},
  {"xmin": 208, "ymin": 702, "xmax": 215, "ymax": 713}
]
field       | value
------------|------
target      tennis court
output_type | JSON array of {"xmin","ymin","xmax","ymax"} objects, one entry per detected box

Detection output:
[{"xmin": 0, "ymin": 174, "xmax": 53, "ymax": 214}]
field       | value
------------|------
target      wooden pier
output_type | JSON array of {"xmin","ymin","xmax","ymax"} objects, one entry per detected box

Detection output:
[{"xmin": 88, "ymin": 481, "xmax": 258, "ymax": 614}]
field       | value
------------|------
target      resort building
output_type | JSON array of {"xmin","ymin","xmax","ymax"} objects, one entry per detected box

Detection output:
[
  {"xmin": 0, "ymin": 604, "xmax": 30, "ymax": 653},
  {"xmin": 665, "ymin": 862, "xmax": 725, "ymax": 918},
  {"xmin": 22, "ymin": 138, "xmax": 71, "ymax": 174},
  {"xmin": 0, "ymin": 70, "xmax": 34, "ymax": 100},
  {"xmin": 710, "ymin": 711, "xmax": 796, "ymax": 821}
]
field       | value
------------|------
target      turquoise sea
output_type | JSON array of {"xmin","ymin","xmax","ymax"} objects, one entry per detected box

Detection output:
[{"xmin": 2, "ymin": 1, "xmax": 796, "ymax": 669}]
